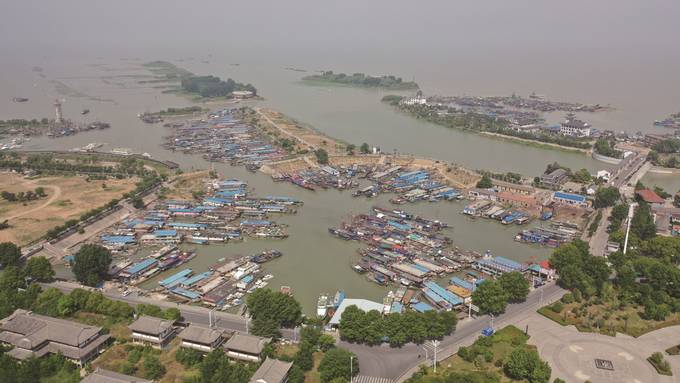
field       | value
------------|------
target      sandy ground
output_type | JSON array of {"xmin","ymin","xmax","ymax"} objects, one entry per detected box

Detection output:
[
  {"xmin": 162, "ymin": 170, "xmax": 209, "ymax": 200},
  {"xmin": 0, "ymin": 173, "xmax": 137, "ymax": 245},
  {"xmin": 255, "ymin": 107, "xmax": 347, "ymax": 156}
]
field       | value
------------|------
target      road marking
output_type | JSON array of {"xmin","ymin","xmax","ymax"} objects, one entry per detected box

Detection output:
[
  {"xmin": 618, "ymin": 351, "xmax": 633, "ymax": 361},
  {"xmin": 569, "ymin": 345, "xmax": 584, "ymax": 352},
  {"xmin": 353, "ymin": 376, "xmax": 394, "ymax": 383}
]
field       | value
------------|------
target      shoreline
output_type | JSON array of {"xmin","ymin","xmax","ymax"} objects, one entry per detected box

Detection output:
[{"xmin": 386, "ymin": 104, "xmax": 594, "ymax": 156}]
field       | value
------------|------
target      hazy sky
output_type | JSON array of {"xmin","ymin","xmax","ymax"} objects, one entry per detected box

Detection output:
[{"xmin": 2, "ymin": 0, "xmax": 679, "ymax": 61}]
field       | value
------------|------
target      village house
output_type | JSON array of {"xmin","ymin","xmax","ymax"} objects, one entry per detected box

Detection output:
[
  {"xmin": 0, "ymin": 309, "xmax": 110, "ymax": 365},
  {"xmin": 82, "ymin": 368, "xmax": 152, "ymax": 383},
  {"xmin": 223, "ymin": 333, "xmax": 271, "ymax": 362},
  {"xmin": 178, "ymin": 324, "xmax": 225, "ymax": 353},
  {"xmin": 636, "ymin": 189, "xmax": 666, "ymax": 207},
  {"xmin": 491, "ymin": 179, "xmax": 535, "ymax": 195},
  {"xmin": 540, "ymin": 168, "xmax": 569, "ymax": 190},
  {"xmin": 249, "ymin": 357, "xmax": 294, "ymax": 383},
  {"xmin": 128, "ymin": 315, "xmax": 176, "ymax": 349},
  {"xmin": 552, "ymin": 191, "xmax": 588, "ymax": 207}
]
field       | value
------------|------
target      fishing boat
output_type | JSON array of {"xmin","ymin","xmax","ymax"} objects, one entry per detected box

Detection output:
[
  {"xmin": 12, "ymin": 97, "xmax": 28, "ymax": 103},
  {"xmin": 317, "ymin": 294, "xmax": 329, "ymax": 317},
  {"xmin": 332, "ymin": 290, "xmax": 345, "ymax": 309},
  {"xmin": 81, "ymin": 109, "xmax": 90, "ymax": 115}
]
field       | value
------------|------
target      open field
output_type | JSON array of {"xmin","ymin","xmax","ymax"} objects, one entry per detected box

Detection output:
[{"xmin": 0, "ymin": 173, "xmax": 137, "ymax": 245}]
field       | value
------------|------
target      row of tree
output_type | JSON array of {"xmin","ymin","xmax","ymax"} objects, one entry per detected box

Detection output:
[
  {"xmin": 1, "ymin": 187, "xmax": 47, "ymax": 202},
  {"xmin": 398, "ymin": 104, "xmax": 592, "ymax": 150},
  {"xmin": 339, "ymin": 306, "xmax": 457, "ymax": 347},
  {"xmin": 304, "ymin": 71, "xmax": 419, "ymax": 90},
  {"xmin": 471, "ymin": 271, "xmax": 531, "ymax": 316}
]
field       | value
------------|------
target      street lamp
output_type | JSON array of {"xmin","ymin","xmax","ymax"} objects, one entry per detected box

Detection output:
[
  {"xmin": 349, "ymin": 355, "xmax": 355, "ymax": 383},
  {"xmin": 431, "ymin": 340, "xmax": 440, "ymax": 373}
]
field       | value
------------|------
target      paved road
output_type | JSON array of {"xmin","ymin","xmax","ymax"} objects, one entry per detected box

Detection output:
[
  {"xmin": 45, "ymin": 280, "xmax": 562, "ymax": 381},
  {"xmin": 344, "ymin": 283, "xmax": 565, "ymax": 381},
  {"xmin": 587, "ymin": 151, "xmax": 648, "ymax": 256},
  {"xmin": 588, "ymin": 206, "xmax": 612, "ymax": 257},
  {"xmin": 43, "ymin": 280, "xmax": 298, "ymax": 339}
]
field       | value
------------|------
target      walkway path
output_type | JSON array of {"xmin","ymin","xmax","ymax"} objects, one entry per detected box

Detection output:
[{"xmin": 516, "ymin": 312, "xmax": 680, "ymax": 383}]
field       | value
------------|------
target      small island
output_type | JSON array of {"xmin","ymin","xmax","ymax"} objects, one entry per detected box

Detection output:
[
  {"xmin": 142, "ymin": 61, "xmax": 258, "ymax": 101},
  {"xmin": 302, "ymin": 70, "xmax": 419, "ymax": 90}
]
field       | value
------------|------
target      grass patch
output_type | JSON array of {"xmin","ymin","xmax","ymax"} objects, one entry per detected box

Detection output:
[
  {"xmin": 648, "ymin": 352, "xmax": 673, "ymax": 376},
  {"xmin": 666, "ymin": 344, "xmax": 680, "ymax": 356},
  {"xmin": 537, "ymin": 298, "xmax": 680, "ymax": 338},
  {"xmin": 436, "ymin": 325, "xmax": 533, "ymax": 381}
]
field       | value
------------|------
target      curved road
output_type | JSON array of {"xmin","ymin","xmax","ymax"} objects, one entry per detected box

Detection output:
[{"xmin": 1, "ymin": 175, "xmax": 61, "ymax": 221}]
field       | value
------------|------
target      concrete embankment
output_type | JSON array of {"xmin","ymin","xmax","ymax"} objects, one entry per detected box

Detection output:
[{"xmin": 592, "ymin": 152, "xmax": 623, "ymax": 165}]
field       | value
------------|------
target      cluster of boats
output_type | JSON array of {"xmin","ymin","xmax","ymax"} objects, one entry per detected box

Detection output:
[
  {"xmin": 164, "ymin": 109, "xmax": 288, "ymax": 172},
  {"xmin": 330, "ymin": 207, "xmax": 475, "ymax": 287},
  {"xmin": 462, "ymin": 200, "xmax": 531, "ymax": 225}
]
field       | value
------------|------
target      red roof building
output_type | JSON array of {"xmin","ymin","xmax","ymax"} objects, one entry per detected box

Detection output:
[{"xmin": 636, "ymin": 189, "xmax": 665, "ymax": 204}]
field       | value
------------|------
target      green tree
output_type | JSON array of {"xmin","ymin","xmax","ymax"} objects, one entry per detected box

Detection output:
[
  {"xmin": 346, "ymin": 144, "xmax": 356, "ymax": 155},
  {"xmin": 570, "ymin": 168, "xmax": 592, "ymax": 183},
  {"xmin": 314, "ymin": 148, "xmax": 329, "ymax": 165},
  {"xmin": 594, "ymin": 186, "xmax": 620, "ymax": 208},
  {"xmin": 631, "ymin": 203, "xmax": 657, "ymax": 240},
  {"xmin": 143, "ymin": 356, "xmax": 165, "ymax": 380},
  {"xmin": 131, "ymin": 196, "xmax": 144, "ymax": 209},
  {"xmin": 72, "ymin": 244, "xmax": 112, "ymax": 286},
  {"xmin": 23, "ymin": 256, "xmax": 55, "ymax": 282},
  {"xmin": 318, "ymin": 334, "xmax": 336, "ymax": 351},
  {"xmin": 56, "ymin": 295, "xmax": 76, "ymax": 316},
  {"xmin": 246, "ymin": 289, "xmax": 302, "ymax": 336},
  {"xmin": 360, "ymin": 143, "xmax": 371, "ymax": 154},
  {"xmin": 472, "ymin": 280, "xmax": 508, "ymax": 315},
  {"xmin": 476, "ymin": 175, "xmax": 493, "ymax": 189},
  {"xmin": 33, "ymin": 288, "xmax": 64, "ymax": 317},
  {"xmin": 0, "ymin": 242, "xmax": 21, "ymax": 268},
  {"xmin": 164, "ymin": 307, "xmax": 182, "ymax": 321},
  {"xmin": 498, "ymin": 272, "xmax": 530, "ymax": 303},
  {"xmin": 318, "ymin": 348, "xmax": 358, "ymax": 383},
  {"xmin": 504, "ymin": 348, "xmax": 551, "ymax": 383}
]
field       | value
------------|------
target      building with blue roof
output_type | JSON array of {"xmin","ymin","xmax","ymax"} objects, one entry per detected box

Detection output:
[
  {"xmin": 124, "ymin": 258, "xmax": 158, "ymax": 277},
  {"xmin": 553, "ymin": 191, "xmax": 588, "ymax": 207},
  {"xmin": 424, "ymin": 281, "xmax": 463, "ymax": 308},
  {"xmin": 412, "ymin": 301, "xmax": 434, "ymax": 313},
  {"xmin": 101, "ymin": 235, "xmax": 136, "ymax": 245},
  {"xmin": 167, "ymin": 222, "xmax": 208, "ymax": 230},
  {"xmin": 159, "ymin": 269, "xmax": 193, "ymax": 286},
  {"xmin": 182, "ymin": 271, "xmax": 213, "ymax": 287},
  {"xmin": 450, "ymin": 277, "xmax": 475, "ymax": 292},
  {"xmin": 170, "ymin": 287, "xmax": 201, "ymax": 300},
  {"xmin": 473, "ymin": 256, "xmax": 525, "ymax": 277}
]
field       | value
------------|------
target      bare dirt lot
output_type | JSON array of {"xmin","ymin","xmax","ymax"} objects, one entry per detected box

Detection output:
[
  {"xmin": 161, "ymin": 170, "xmax": 209, "ymax": 200},
  {"xmin": 0, "ymin": 173, "xmax": 137, "ymax": 245},
  {"xmin": 255, "ymin": 108, "xmax": 347, "ymax": 156}
]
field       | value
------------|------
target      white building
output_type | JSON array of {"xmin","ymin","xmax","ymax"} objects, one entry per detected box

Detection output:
[
  {"xmin": 559, "ymin": 114, "xmax": 591, "ymax": 138},
  {"xmin": 596, "ymin": 170, "xmax": 611, "ymax": 181}
]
